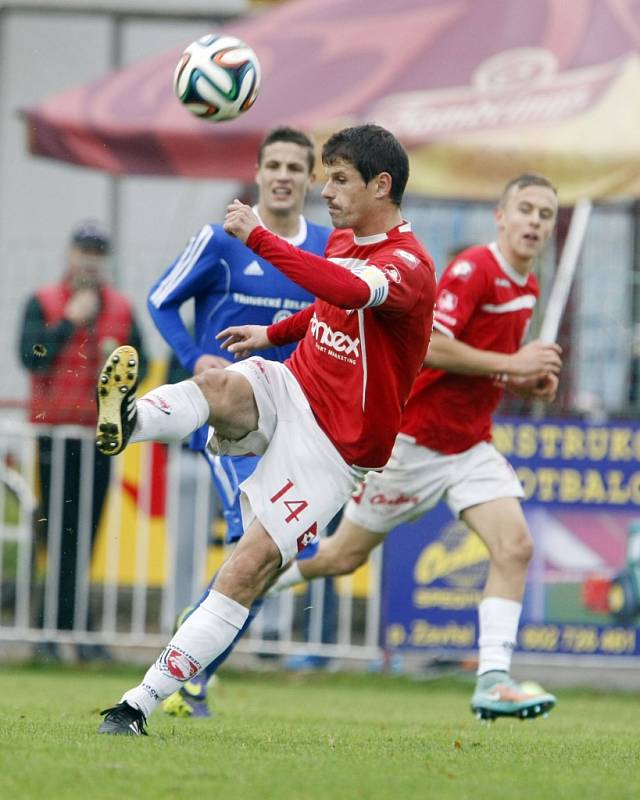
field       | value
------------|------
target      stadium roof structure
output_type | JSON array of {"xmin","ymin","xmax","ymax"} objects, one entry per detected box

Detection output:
[{"xmin": 22, "ymin": 0, "xmax": 640, "ymax": 204}]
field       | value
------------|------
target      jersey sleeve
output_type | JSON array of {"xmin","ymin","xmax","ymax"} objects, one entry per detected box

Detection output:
[
  {"xmin": 267, "ymin": 303, "xmax": 315, "ymax": 346},
  {"xmin": 354, "ymin": 250, "xmax": 435, "ymax": 315},
  {"xmin": 147, "ymin": 224, "xmax": 221, "ymax": 372},
  {"xmin": 247, "ymin": 228, "xmax": 371, "ymax": 309},
  {"xmin": 432, "ymin": 256, "xmax": 488, "ymax": 339}
]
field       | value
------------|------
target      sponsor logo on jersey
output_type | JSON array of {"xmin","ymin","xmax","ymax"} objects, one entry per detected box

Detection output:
[
  {"xmin": 393, "ymin": 248, "xmax": 419, "ymax": 268},
  {"xmin": 243, "ymin": 260, "xmax": 265, "ymax": 276},
  {"xmin": 232, "ymin": 292, "xmax": 311, "ymax": 311},
  {"xmin": 451, "ymin": 260, "xmax": 474, "ymax": 278},
  {"xmin": 495, "ymin": 277, "xmax": 511, "ymax": 288},
  {"xmin": 437, "ymin": 290, "xmax": 458, "ymax": 312},
  {"xmin": 157, "ymin": 646, "xmax": 200, "ymax": 681},
  {"xmin": 310, "ymin": 313, "xmax": 360, "ymax": 359}
]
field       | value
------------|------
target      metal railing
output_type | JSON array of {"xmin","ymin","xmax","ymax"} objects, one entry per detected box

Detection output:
[{"xmin": 0, "ymin": 421, "xmax": 383, "ymax": 662}]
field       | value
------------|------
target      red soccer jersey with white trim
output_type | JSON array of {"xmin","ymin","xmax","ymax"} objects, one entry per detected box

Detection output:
[
  {"xmin": 400, "ymin": 243, "xmax": 539, "ymax": 454},
  {"xmin": 281, "ymin": 223, "xmax": 435, "ymax": 469}
]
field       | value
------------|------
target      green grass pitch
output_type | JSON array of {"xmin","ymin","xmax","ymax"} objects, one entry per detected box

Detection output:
[{"xmin": 0, "ymin": 664, "xmax": 638, "ymax": 800}]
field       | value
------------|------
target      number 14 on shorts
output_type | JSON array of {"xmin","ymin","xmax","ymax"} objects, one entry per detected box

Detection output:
[{"xmin": 270, "ymin": 478, "xmax": 318, "ymax": 552}]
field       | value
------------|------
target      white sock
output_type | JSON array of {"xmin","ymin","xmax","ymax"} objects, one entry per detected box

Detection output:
[
  {"xmin": 267, "ymin": 561, "xmax": 305, "ymax": 595},
  {"xmin": 121, "ymin": 590, "xmax": 248, "ymax": 719},
  {"xmin": 477, "ymin": 597, "xmax": 522, "ymax": 676},
  {"xmin": 130, "ymin": 380, "xmax": 210, "ymax": 443}
]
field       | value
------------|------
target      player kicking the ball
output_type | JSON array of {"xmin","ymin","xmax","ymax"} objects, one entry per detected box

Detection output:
[
  {"xmin": 269, "ymin": 173, "xmax": 563, "ymax": 721},
  {"xmin": 96, "ymin": 124, "xmax": 436, "ymax": 735}
]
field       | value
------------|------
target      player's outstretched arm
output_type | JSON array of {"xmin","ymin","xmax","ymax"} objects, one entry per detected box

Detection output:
[
  {"xmin": 425, "ymin": 332, "xmax": 562, "ymax": 381},
  {"xmin": 217, "ymin": 324, "xmax": 271, "ymax": 360},
  {"xmin": 223, "ymin": 200, "xmax": 372, "ymax": 309}
]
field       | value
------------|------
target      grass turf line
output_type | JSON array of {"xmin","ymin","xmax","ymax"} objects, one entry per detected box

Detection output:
[{"xmin": 0, "ymin": 665, "xmax": 638, "ymax": 800}]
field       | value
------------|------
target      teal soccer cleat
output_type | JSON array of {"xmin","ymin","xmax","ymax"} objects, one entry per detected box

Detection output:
[{"xmin": 471, "ymin": 671, "xmax": 556, "ymax": 721}]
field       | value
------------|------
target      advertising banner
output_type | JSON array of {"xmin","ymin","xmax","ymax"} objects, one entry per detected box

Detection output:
[{"xmin": 381, "ymin": 417, "xmax": 640, "ymax": 659}]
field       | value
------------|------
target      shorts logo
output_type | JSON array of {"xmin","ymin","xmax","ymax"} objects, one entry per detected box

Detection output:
[
  {"xmin": 157, "ymin": 646, "xmax": 200, "ymax": 681},
  {"xmin": 437, "ymin": 290, "xmax": 458, "ymax": 312},
  {"xmin": 370, "ymin": 493, "xmax": 419, "ymax": 506},
  {"xmin": 310, "ymin": 313, "xmax": 360, "ymax": 357},
  {"xmin": 297, "ymin": 523, "xmax": 319, "ymax": 552}
]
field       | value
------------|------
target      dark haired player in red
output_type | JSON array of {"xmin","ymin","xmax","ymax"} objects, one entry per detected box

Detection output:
[
  {"xmin": 271, "ymin": 174, "xmax": 563, "ymax": 722},
  {"xmin": 96, "ymin": 124, "xmax": 436, "ymax": 736}
]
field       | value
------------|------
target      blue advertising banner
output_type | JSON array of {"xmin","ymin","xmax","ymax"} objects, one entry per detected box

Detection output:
[{"xmin": 381, "ymin": 417, "xmax": 640, "ymax": 658}]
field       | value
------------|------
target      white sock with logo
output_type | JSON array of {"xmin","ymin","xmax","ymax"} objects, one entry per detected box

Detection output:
[
  {"xmin": 130, "ymin": 380, "xmax": 210, "ymax": 443},
  {"xmin": 121, "ymin": 590, "xmax": 249, "ymax": 719},
  {"xmin": 477, "ymin": 597, "xmax": 522, "ymax": 676}
]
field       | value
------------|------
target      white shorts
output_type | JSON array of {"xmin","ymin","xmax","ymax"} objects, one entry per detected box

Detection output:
[
  {"xmin": 345, "ymin": 434, "xmax": 524, "ymax": 533},
  {"xmin": 207, "ymin": 358, "xmax": 362, "ymax": 565}
]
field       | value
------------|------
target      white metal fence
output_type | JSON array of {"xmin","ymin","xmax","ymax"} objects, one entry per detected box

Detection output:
[{"xmin": 0, "ymin": 420, "xmax": 383, "ymax": 662}]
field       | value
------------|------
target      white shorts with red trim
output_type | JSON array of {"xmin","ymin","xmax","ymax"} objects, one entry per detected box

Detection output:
[
  {"xmin": 345, "ymin": 434, "xmax": 524, "ymax": 534},
  {"xmin": 207, "ymin": 357, "xmax": 362, "ymax": 565}
]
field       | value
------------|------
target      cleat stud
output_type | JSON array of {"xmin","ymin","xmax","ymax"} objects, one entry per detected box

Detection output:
[
  {"xmin": 119, "ymin": 385, "xmax": 128, "ymax": 393},
  {"xmin": 99, "ymin": 423, "xmax": 108, "ymax": 432},
  {"xmin": 106, "ymin": 365, "xmax": 112, "ymax": 373},
  {"xmin": 101, "ymin": 375, "xmax": 108, "ymax": 384},
  {"xmin": 100, "ymin": 388, "xmax": 108, "ymax": 396},
  {"xmin": 114, "ymin": 374, "xmax": 121, "ymax": 382},
  {"xmin": 127, "ymin": 359, "xmax": 136, "ymax": 367},
  {"xmin": 534, "ymin": 705, "xmax": 541, "ymax": 714},
  {"xmin": 111, "ymin": 355, "xmax": 120, "ymax": 363},
  {"xmin": 127, "ymin": 372, "xmax": 134, "ymax": 380}
]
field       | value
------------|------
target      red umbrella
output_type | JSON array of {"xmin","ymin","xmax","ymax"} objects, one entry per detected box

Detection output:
[{"xmin": 22, "ymin": 0, "xmax": 640, "ymax": 202}]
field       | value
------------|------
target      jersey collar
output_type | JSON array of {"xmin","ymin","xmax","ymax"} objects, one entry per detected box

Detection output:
[
  {"xmin": 488, "ymin": 242, "xmax": 529, "ymax": 287},
  {"xmin": 353, "ymin": 220, "xmax": 411, "ymax": 246},
  {"xmin": 253, "ymin": 206, "xmax": 308, "ymax": 246}
]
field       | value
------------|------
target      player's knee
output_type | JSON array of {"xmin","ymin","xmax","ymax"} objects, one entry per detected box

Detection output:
[
  {"xmin": 493, "ymin": 525, "xmax": 533, "ymax": 569},
  {"xmin": 195, "ymin": 368, "xmax": 256, "ymax": 427}
]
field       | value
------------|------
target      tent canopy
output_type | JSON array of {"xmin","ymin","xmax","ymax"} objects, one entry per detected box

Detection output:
[{"xmin": 22, "ymin": 0, "xmax": 640, "ymax": 203}]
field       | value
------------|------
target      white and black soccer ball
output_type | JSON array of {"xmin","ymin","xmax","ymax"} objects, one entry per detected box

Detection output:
[{"xmin": 173, "ymin": 34, "xmax": 261, "ymax": 121}]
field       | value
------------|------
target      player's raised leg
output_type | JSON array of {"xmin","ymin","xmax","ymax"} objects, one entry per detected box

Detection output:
[{"xmin": 462, "ymin": 498, "xmax": 556, "ymax": 720}]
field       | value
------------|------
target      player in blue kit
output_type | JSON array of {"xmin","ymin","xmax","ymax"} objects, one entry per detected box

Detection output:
[{"xmin": 147, "ymin": 126, "xmax": 330, "ymax": 717}]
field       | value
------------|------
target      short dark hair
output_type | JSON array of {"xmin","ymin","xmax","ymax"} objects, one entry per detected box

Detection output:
[
  {"xmin": 321, "ymin": 124, "xmax": 409, "ymax": 206},
  {"xmin": 499, "ymin": 173, "xmax": 558, "ymax": 207},
  {"xmin": 258, "ymin": 126, "xmax": 316, "ymax": 172}
]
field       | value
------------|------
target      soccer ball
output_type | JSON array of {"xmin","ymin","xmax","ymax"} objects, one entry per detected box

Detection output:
[{"xmin": 173, "ymin": 34, "xmax": 261, "ymax": 121}]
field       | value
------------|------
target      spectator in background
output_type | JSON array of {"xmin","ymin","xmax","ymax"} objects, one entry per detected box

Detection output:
[{"xmin": 18, "ymin": 220, "xmax": 148, "ymax": 662}]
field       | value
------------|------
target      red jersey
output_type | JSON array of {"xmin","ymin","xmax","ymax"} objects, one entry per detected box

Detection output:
[
  {"xmin": 250, "ymin": 223, "xmax": 436, "ymax": 469},
  {"xmin": 401, "ymin": 243, "xmax": 539, "ymax": 454}
]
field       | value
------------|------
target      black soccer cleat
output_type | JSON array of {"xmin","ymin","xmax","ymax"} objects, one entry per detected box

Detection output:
[
  {"xmin": 96, "ymin": 345, "xmax": 139, "ymax": 455},
  {"xmin": 98, "ymin": 701, "xmax": 148, "ymax": 736}
]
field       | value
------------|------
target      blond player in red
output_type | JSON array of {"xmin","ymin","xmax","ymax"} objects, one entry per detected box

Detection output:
[
  {"xmin": 271, "ymin": 174, "xmax": 563, "ymax": 721},
  {"xmin": 95, "ymin": 124, "xmax": 436, "ymax": 736}
]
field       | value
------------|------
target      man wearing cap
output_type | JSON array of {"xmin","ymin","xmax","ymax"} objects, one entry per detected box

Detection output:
[{"xmin": 18, "ymin": 220, "xmax": 148, "ymax": 661}]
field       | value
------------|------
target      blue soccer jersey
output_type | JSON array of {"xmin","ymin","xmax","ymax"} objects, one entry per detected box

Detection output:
[{"xmin": 148, "ymin": 213, "xmax": 330, "ymax": 541}]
